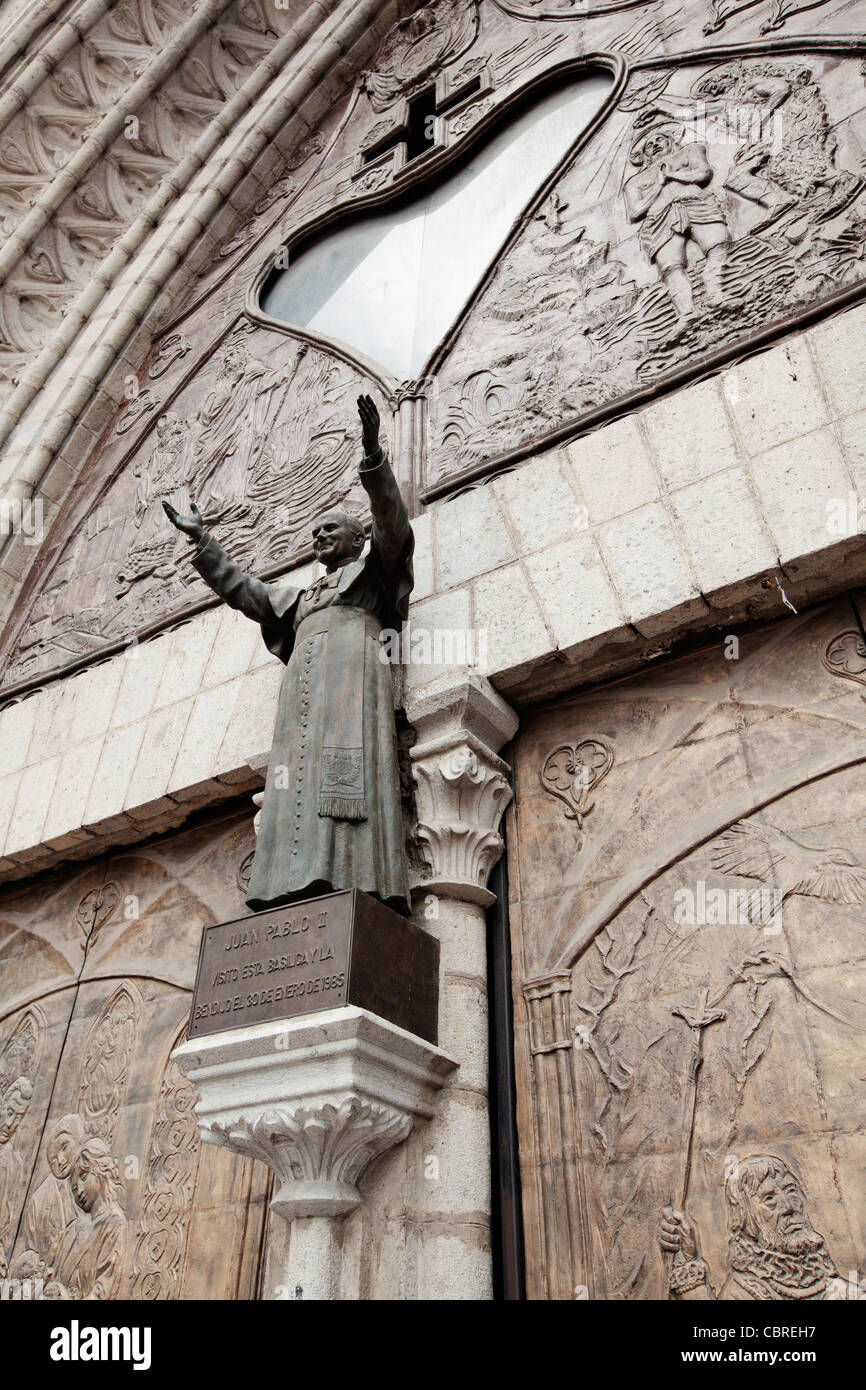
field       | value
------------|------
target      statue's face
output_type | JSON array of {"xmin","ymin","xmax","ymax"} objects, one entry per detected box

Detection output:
[
  {"xmin": 750, "ymin": 1171, "xmax": 818, "ymax": 1253},
  {"xmin": 14, "ymin": 1251, "xmax": 39, "ymax": 1279},
  {"xmin": 48, "ymin": 1131, "xmax": 78, "ymax": 1179},
  {"xmin": 156, "ymin": 413, "xmax": 182, "ymax": 445},
  {"xmin": 72, "ymin": 1157, "xmax": 100, "ymax": 1213},
  {"xmin": 644, "ymin": 132, "xmax": 673, "ymax": 162},
  {"xmin": 221, "ymin": 348, "xmax": 245, "ymax": 381},
  {"xmin": 0, "ymin": 1092, "xmax": 26, "ymax": 1144},
  {"xmin": 312, "ymin": 512, "xmax": 361, "ymax": 569}
]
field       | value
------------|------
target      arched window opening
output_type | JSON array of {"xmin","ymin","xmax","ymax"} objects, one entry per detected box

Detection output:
[{"xmin": 260, "ymin": 70, "xmax": 614, "ymax": 378}]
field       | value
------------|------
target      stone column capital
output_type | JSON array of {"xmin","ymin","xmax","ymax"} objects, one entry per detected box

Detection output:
[
  {"xmin": 407, "ymin": 675, "xmax": 519, "ymax": 907},
  {"xmin": 172, "ymin": 1007, "xmax": 456, "ymax": 1222}
]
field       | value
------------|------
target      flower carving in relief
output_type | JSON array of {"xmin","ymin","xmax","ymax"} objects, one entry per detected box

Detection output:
[
  {"xmin": 823, "ymin": 630, "xmax": 866, "ymax": 687},
  {"xmin": 148, "ymin": 333, "xmax": 192, "ymax": 380},
  {"xmin": 76, "ymin": 880, "xmax": 122, "ymax": 944},
  {"xmin": 448, "ymin": 96, "xmax": 495, "ymax": 137},
  {"xmin": 540, "ymin": 738, "xmax": 614, "ymax": 844},
  {"xmin": 116, "ymin": 388, "xmax": 158, "ymax": 435}
]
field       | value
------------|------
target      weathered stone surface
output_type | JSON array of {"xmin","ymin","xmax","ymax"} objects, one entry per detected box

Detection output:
[
  {"xmin": 508, "ymin": 595, "xmax": 866, "ymax": 1300},
  {"xmin": 1, "ymin": 0, "xmax": 866, "ymax": 1308},
  {"xmin": 0, "ymin": 805, "xmax": 270, "ymax": 1299}
]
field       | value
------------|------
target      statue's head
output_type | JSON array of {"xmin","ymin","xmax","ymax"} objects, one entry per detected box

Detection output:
[
  {"xmin": 725, "ymin": 1155, "xmax": 822, "ymax": 1255},
  {"xmin": 71, "ymin": 1137, "xmax": 122, "ymax": 1213},
  {"xmin": 46, "ymin": 1113, "xmax": 86, "ymax": 1180},
  {"xmin": 10, "ymin": 1249, "xmax": 41, "ymax": 1281},
  {"xmin": 0, "ymin": 1076, "xmax": 32, "ymax": 1144},
  {"xmin": 311, "ymin": 509, "xmax": 365, "ymax": 571},
  {"xmin": 155, "ymin": 411, "xmax": 184, "ymax": 445},
  {"xmin": 629, "ymin": 121, "xmax": 678, "ymax": 168},
  {"xmin": 218, "ymin": 344, "xmax": 246, "ymax": 382}
]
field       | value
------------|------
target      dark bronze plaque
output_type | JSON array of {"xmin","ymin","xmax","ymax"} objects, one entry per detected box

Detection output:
[{"xmin": 188, "ymin": 889, "xmax": 438, "ymax": 1043}]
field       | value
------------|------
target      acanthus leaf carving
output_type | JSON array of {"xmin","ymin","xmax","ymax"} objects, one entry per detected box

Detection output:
[
  {"xmin": 205, "ymin": 1100, "xmax": 412, "ymax": 1219},
  {"xmin": 173, "ymin": 1011, "xmax": 456, "ymax": 1226},
  {"xmin": 412, "ymin": 746, "xmax": 512, "ymax": 905},
  {"xmin": 408, "ymin": 678, "xmax": 518, "ymax": 906}
]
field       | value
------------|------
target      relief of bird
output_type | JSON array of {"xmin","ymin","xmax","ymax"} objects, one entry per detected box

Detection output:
[{"xmin": 711, "ymin": 819, "xmax": 866, "ymax": 922}]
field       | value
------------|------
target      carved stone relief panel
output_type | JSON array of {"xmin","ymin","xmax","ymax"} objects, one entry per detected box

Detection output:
[
  {"xmin": 0, "ymin": 804, "xmax": 271, "ymax": 1298},
  {"xmin": 128, "ymin": 1033, "xmax": 200, "ymax": 1302},
  {"xmin": 0, "ymin": 321, "xmax": 392, "ymax": 688},
  {"xmin": 0, "ymin": 1002, "xmax": 51, "ymax": 1275},
  {"xmin": 493, "ymin": 0, "xmax": 837, "ymax": 33},
  {"xmin": 428, "ymin": 50, "xmax": 866, "ymax": 485},
  {"xmin": 0, "ymin": 0, "xmax": 322, "ymax": 394},
  {"xmin": 508, "ymin": 596, "xmax": 866, "ymax": 1299}
]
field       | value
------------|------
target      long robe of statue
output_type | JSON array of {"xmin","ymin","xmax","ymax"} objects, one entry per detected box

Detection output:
[{"xmin": 185, "ymin": 427, "xmax": 413, "ymax": 916}]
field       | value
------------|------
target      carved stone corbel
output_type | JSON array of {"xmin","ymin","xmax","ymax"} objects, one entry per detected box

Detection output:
[
  {"xmin": 407, "ymin": 675, "xmax": 519, "ymax": 906},
  {"xmin": 172, "ymin": 1008, "xmax": 456, "ymax": 1223},
  {"xmin": 206, "ymin": 1100, "xmax": 412, "ymax": 1221}
]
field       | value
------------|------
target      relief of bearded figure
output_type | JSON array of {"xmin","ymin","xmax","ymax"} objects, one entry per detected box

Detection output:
[{"xmin": 659, "ymin": 1155, "xmax": 861, "ymax": 1300}]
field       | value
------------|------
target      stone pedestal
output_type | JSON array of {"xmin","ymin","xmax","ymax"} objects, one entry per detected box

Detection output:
[
  {"xmin": 187, "ymin": 889, "xmax": 439, "ymax": 1044},
  {"xmin": 172, "ymin": 1007, "xmax": 456, "ymax": 1298},
  {"xmin": 174, "ymin": 673, "xmax": 518, "ymax": 1301}
]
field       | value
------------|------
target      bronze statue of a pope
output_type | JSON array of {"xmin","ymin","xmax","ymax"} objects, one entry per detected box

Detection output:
[{"xmin": 163, "ymin": 395, "xmax": 413, "ymax": 916}]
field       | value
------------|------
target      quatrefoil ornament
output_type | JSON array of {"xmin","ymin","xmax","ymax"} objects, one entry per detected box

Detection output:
[
  {"xmin": 822, "ymin": 630, "xmax": 866, "ymax": 687},
  {"xmin": 540, "ymin": 739, "xmax": 614, "ymax": 844}
]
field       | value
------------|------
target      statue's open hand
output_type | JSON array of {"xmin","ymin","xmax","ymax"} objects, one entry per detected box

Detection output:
[
  {"xmin": 163, "ymin": 499, "xmax": 205, "ymax": 543},
  {"xmin": 358, "ymin": 393, "xmax": 380, "ymax": 458},
  {"xmin": 659, "ymin": 1207, "xmax": 698, "ymax": 1261}
]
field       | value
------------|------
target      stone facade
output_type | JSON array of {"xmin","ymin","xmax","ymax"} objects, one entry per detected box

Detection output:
[{"xmin": 0, "ymin": 0, "xmax": 864, "ymax": 1300}]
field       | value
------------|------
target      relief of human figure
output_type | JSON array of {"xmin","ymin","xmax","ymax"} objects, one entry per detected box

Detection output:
[
  {"xmin": 163, "ymin": 394, "xmax": 413, "ymax": 915},
  {"xmin": 50, "ymin": 1137, "xmax": 128, "ymax": 1300},
  {"xmin": 0, "ymin": 1077, "xmax": 32, "ymax": 1276},
  {"xmin": 691, "ymin": 63, "xmax": 864, "ymax": 234},
  {"xmin": 21, "ymin": 1113, "xmax": 86, "ymax": 1268},
  {"xmin": 659, "ymin": 1154, "xmax": 862, "ymax": 1299},
  {"xmin": 192, "ymin": 339, "xmax": 285, "ymax": 524},
  {"xmin": 115, "ymin": 411, "xmax": 191, "ymax": 597},
  {"xmin": 624, "ymin": 118, "xmax": 730, "ymax": 322}
]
